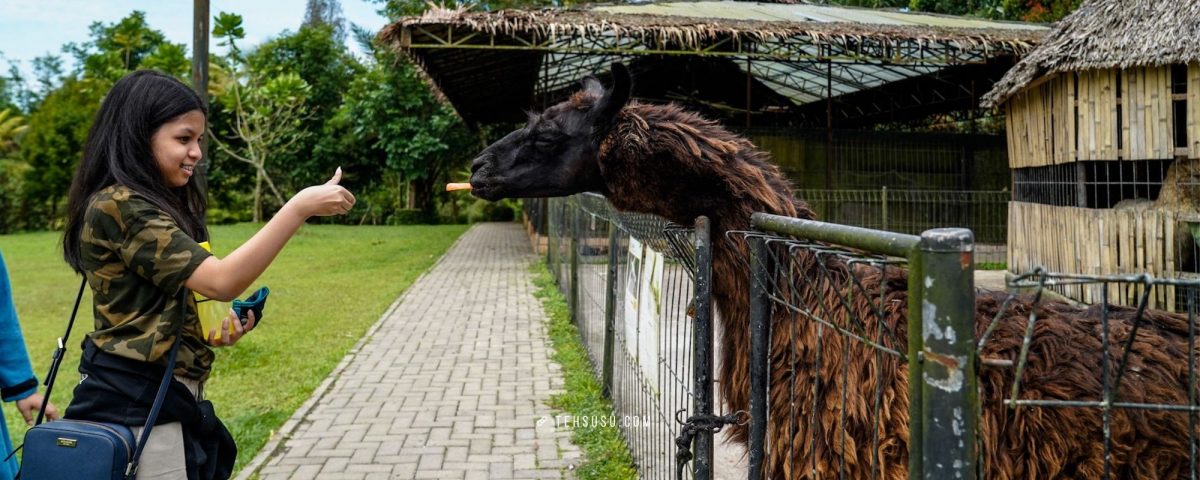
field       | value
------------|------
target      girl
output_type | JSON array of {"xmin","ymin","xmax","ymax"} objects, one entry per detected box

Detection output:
[{"xmin": 60, "ymin": 69, "xmax": 354, "ymax": 479}]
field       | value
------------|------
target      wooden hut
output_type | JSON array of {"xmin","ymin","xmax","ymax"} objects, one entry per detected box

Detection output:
[{"xmin": 983, "ymin": 0, "xmax": 1200, "ymax": 310}]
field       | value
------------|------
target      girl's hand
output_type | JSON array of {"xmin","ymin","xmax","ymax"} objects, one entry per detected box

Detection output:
[
  {"xmin": 207, "ymin": 309, "xmax": 256, "ymax": 347},
  {"xmin": 288, "ymin": 167, "xmax": 356, "ymax": 218},
  {"xmin": 15, "ymin": 393, "xmax": 59, "ymax": 426}
]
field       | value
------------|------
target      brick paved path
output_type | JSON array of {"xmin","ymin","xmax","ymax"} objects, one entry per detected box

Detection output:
[{"xmin": 241, "ymin": 223, "xmax": 581, "ymax": 479}]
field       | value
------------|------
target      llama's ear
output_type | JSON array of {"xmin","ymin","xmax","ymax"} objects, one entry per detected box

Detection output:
[
  {"xmin": 580, "ymin": 75, "xmax": 605, "ymax": 98},
  {"xmin": 592, "ymin": 62, "xmax": 631, "ymax": 123}
]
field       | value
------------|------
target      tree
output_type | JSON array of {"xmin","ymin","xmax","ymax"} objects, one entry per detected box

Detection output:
[
  {"xmin": 244, "ymin": 23, "xmax": 361, "ymax": 191},
  {"xmin": 211, "ymin": 12, "xmax": 314, "ymax": 222},
  {"xmin": 907, "ymin": 0, "xmax": 1082, "ymax": 21},
  {"xmin": 64, "ymin": 11, "xmax": 188, "ymax": 83},
  {"xmin": 330, "ymin": 39, "xmax": 476, "ymax": 220},
  {"xmin": 19, "ymin": 76, "xmax": 107, "ymax": 227},
  {"xmin": 0, "ymin": 53, "xmax": 17, "ymax": 113},
  {"xmin": 369, "ymin": 0, "xmax": 599, "ymax": 19},
  {"xmin": 30, "ymin": 55, "xmax": 64, "ymax": 97},
  {"xmin": 201, "ymin": 10, "xmax": 362, "ymax": 224},
  {"xmin": 817, "ymin": 0, "xmax": 1082, "ymax": 22},
  {"xmin": 0, "ymin": 108, "xmax": 30, "ymax": 233},
  {"xmin": 1010, "ymin": 0, "xmax": 1083, "ymax": 22},
  {"xmin": 15, "ymin": 11, "xmax": 190, "ymax": 229},
  {"xmin": 304, "ymin": 0, "xmax": 347, "ymax": 45},
  {"xmin": 140, "ymin": 43, "xmax": 192, "ymax": 79},
  {"xmin": 0, "ymin": 109, "xmax": 27, "ymax": 155}
]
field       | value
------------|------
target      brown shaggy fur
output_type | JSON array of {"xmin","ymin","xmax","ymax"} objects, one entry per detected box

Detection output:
[
  {"xmin": 589, "ymin": 101, "xmax": 1199, "ymax": 479},
  {"xmin": 471, "ymin": 73, "xmax": 1196, "ymax": 478}
]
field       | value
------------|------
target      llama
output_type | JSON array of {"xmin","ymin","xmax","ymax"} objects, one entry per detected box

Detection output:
[{"xmin": 468, "ymin": 63, "xmax": 1199, "ymax": 479}]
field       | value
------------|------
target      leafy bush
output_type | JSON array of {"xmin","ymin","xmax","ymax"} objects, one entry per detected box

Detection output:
[
  {"xmin": 466, "ymin": 198, "xmax": 521, "ymax": 223},
  {"xmin": 0, "ymin": 158, "xmax": 32, "ymax": 233},
  {"xmin": 392, "ymin": 208, "xmax": 437, "ymax": 225},
  {"xmin": 206, "ymin": 207, "xmax": 251, "ymax": 225}
]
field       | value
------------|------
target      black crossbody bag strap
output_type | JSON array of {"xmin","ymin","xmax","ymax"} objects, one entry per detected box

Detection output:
[
  {"xmin": 126, "ymin": 286, "xmax": 188, "ymax": 478},
  {"xmin": 33, "ymin": 277, "xmax": 187, "ymax": 479},
  {"xmin": 0, "ymin": 279, "xmax": 88, "ymax": 467},
  {"xmin": 33, "ymin": 278, "xmax": 87, "ymax": 426}
]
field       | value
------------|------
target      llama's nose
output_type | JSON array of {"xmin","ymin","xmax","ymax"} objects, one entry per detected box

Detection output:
[{"xmin": 470, "ymin": 155, "xmax": 488, "ymax": 175}]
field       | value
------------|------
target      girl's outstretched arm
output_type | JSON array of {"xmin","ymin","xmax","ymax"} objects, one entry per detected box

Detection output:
[{"xmin": 186, "ymin": 168, "xmax": 355, "ymax": 301}]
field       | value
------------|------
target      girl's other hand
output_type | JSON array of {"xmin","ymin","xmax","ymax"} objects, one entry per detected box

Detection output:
[
  {"xmin": 289, "ymin": 167, "xmax": 356, "ymax": 218},
  {"xmin": 208, "ymin": 309, "xmax": 255, "ymax": 347},
  {"xmin": 15, "ymin": 393, "xmax": 59, "ymax": 426}
]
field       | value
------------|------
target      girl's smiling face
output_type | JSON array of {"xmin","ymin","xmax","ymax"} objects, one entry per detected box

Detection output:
[{"xmin": 151, "ymin": 109, "xmax": 205, "ymax": 188}]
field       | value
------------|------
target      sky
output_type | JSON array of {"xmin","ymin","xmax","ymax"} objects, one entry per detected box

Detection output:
[{"xmin": 0, "ymin": 0, "xmax": 391, "ymax": 88}]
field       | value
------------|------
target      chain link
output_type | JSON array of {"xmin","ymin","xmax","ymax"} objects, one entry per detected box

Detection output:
[{"xmin": 674, "ymin": 410, "xmax": 746, "ymax": 480}]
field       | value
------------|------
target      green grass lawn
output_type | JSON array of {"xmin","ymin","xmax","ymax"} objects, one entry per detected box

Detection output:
[
  {"xmin": 531, "ymin": 263, "xmax": 637, "ymax": 479},
  {"xmin": 1, "ymin": 223, "xmax": 468, "ymax": 472}
]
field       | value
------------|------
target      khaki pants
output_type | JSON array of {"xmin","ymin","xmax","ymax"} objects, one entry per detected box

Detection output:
[{"xmin": 129, "ymin": 376, "xmax": 203, "ymax": 480}]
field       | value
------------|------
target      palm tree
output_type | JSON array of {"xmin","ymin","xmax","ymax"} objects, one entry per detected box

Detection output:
[
  {"xmin": 0, "ymin": 109, "xmax": 28, "ymax": 155},
  {"xmin": 112, "ymin": 28, "xmax": 147, "ymax": 70}
]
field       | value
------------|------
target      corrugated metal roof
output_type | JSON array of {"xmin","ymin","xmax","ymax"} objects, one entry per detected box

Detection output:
[
  {"xmin": 589, "ymin": 2, "xmax": 1035, "ymax": 106},
  {"xmin": 596, "ymin": 2, "xmax": 1047, "ymax": 31},
  {"xmin": 387, "ymin": 2, "xmax": 1046, "ymax": 124}
]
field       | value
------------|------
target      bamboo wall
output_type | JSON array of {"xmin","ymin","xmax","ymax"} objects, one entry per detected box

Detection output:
[
  {"xmin": 1006, "ymin": 74, "xmax": 1073, "ymax": 167},
  {"xmin": 1007, "ymin": 63, "xmax": 1200, "ymax": 166},
  {"xmin": 1122, "ymin": 66, "xmax": 1174, "ymax": 160},
  {"xmin": 1008, "ymin": 201, "xmax": 1187, "ymax": 310},
  {"xmin": 1077, "ymin": 69, "xmax": 1120, "ymax": 161},
  {"xmin": 1190, "ymin": 63, "xmax": 1200, "ymax": 159}
]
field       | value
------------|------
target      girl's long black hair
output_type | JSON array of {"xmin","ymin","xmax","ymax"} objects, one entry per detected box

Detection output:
[{"xmin": 63, "ymin": 69, "xmax": 208, "ymax": 273}]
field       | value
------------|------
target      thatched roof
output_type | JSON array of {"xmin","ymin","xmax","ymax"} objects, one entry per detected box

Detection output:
[
  {"xmin": 380, "ymin": 2, "xmax": 1045, "ymax": 58},
  {"xmin": 984, "ymin": 0, "xmax": 1200, "ymax": 106},
  {"xmin": 379, "ymin": 2, "xmax": 1047, "ymax": 126}
]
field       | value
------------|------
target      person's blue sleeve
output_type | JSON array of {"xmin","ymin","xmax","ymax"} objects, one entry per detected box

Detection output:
[{"xmin": 0, "ymin": 251, "xmax": 37, "ymax": 403}]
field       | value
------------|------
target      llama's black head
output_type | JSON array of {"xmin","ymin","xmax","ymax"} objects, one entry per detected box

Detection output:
[{"xmin": 469, "ymin": 63, "xmax": 631, "ymax": 201}]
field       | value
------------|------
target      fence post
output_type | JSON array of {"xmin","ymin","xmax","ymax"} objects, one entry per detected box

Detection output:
[
  {"xmin": 747, "ymin": 234, "xmax": 771, "ymax": 480},
  {"xmin": 547, "ymin": 199, "xmax": 558, "ymax": 283},
  {"xmin": 907, "ymin": 242, "xmax": 924, "ymax": 480},
  {"xmin": 692, "ymin": 217, "xmax": 714, "ymax": 480},
  {"xmin": 915, "ymin": 228, "xmax": 978, "ymax": 480},
  {"xmin": 570, "ymin": 199, "xmax": 581, "ymax": 324},
  {"xmin": 544, "ymin": 198, "xmax": 553, "ymax": 266},
  {"xmin": 882, "ymin": 186, "xmax": 889, "ymax": 232},
  {"xmin": 602, "ymin": 221, "xmax": 620, "ymax": 398}
]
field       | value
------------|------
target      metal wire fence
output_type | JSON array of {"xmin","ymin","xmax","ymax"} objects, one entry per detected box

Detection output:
[
  {"xmin": 1012, "ymin": 159, "xmax": 1191, "ymax": 209},
  {"xmin": 982, "ymin": 270, "xmax": 1200, "ymax": 479},
  {"xmin": 737, "ymin": 213, "xmax": 1200, "ymax": 479},
  {"xmin": 739, "ymin": 215, "xmax": 977, "ymax": 479},
  {"xmin": 541, "ymin": 194, "xmax": 714, "ymax": 480},
  {"xmin": 531, "ymin": 195, "xmax": 1200, "ymax": 479},
  {"xmin": 746, "ymin": 128, "xmax": 1010, "ymax": 192},
  {"xmin": 797, "ymin": 188, "xmax": 1010, "ymax": 245}
]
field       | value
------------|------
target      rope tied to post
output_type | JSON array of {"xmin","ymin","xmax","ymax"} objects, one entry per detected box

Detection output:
[{"xmin": 674, "ymin": 410, "xmax": 747, "ymax": 480}]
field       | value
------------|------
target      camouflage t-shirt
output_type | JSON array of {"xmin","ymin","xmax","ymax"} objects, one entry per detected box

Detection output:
[{"xmin": 81, "ymin": 185, "xmax": 214, "ymax": 381}]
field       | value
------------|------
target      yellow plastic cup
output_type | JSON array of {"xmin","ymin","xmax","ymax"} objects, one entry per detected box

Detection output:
[{"xmin": 194, "ymin": 241, "xmax": 233, "ymax": 342}]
